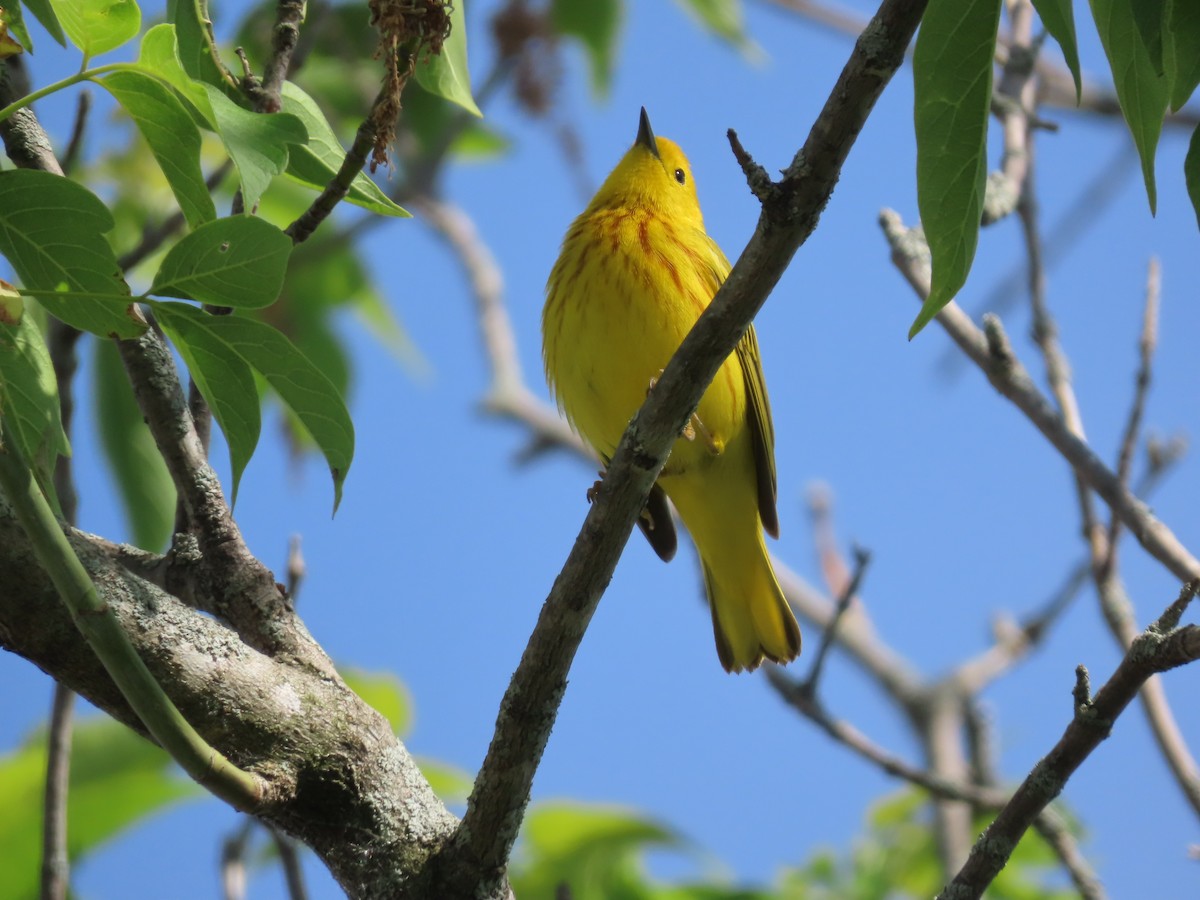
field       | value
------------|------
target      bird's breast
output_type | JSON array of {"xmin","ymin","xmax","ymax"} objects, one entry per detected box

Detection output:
[{"xmin": 543, "ymin": 208, "xmax": 745, "ymax": 463}]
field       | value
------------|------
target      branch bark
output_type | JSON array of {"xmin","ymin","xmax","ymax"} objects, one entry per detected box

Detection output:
[{"xmin": 436, "ymin": 1, "xmax": 931, "ymax": 895}]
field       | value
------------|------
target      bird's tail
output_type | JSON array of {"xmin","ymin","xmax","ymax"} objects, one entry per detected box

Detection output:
[{"xmin": 701, "ymin": 530, "xmax": 801, "ymax": 673}]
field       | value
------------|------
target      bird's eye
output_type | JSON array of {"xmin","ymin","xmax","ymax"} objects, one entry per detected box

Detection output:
[{"xmin": 674, "ymin": 168, "xmax": 686, "ymax": 184}]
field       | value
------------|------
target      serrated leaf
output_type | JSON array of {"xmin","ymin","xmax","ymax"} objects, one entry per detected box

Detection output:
[
  {"xmin": 1185, "ymin": 124, "xmax": 1200, "ymax": 230},
  {"xmin": 148, "ymin": 301, "xmax": 353, "ymax": 511},
  {"xmin": 18, "ymin": 0, "xmax": 67, "ymax": 47},
  {"xmin": 0, "ymin": 717, "xmax": 198, "ymax": 899},
  {"xmin": 49, "ymin": 0, "xmax": 139, "ymax": 58},
  {"xmin": 413, "ymin": 0, "xmax": 480, "ymax": 116},
  {"xmin": 154, "ymin": 304, "xmax": 259, "ymax": 504},
  {"xmin": 0, "ymin": 305, "xmax": 71, "ymax": 499},
  {"xmin": 204, "ymin": 85, "xmax": 308, "ymax": 211},
  {"xmin": 1164, "ymin": 0, "xmax": 1200, "ymax": 111},
  {"xmin": 1131, "ymin": 0, "xmax": 1166, "ymax": 76},
  {"xmin": 909, "ymin": 0, "xmax": 1001, "ymax": 339},
  {"xmin": 280, "ymin": 82, "xmax": 409, "ymax": 218},
  {"xmin": 150, "ymin": 216, "xmax": 292, "ymax": 309},
  {"xmin": 1031, "ymin": 0, "xmax": 1081, "ymax": 102},
  {"xmin": 672, "ymin": 0, "xmax": 757, "ymax": 54},
  {"xmin": 1089, "ymin": 0, "xmax": 1168, "ymax": 214},
  {"xmin": 0, "ymin": 170, "xmax": 143, "ymax": 339},
  {"xmin": 551, "ymin": 0, "xmax": 622, "ymax": 94},
  {"xmin": 94, "ymin": 339, "xmax": 175, "ymax": 550},
  {"xmin": 341, "ymin": 667, "xmax": 413, "ymax": 736},
  {"xmin": 100, "ymin": 70, "xmax": 217, "ymax": 230}
]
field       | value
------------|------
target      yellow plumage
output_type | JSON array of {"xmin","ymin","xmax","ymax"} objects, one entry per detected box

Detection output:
[{"xmin": 542, "ymin": 109, "xmax": 802, "ymax": 672}]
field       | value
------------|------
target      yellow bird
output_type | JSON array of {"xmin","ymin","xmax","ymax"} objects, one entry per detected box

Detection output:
[{"xmin": 542, "ymin": 109, "xmax": 801, "ymax": 672}]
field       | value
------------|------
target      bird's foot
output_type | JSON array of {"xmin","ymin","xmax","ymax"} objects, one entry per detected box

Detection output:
[{"xmin": 586, "ymin": 470, "xmax": 605, "ymax": 503}]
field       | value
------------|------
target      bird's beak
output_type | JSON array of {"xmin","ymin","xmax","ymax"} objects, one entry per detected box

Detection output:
[{"xmin": 636, "ymin": 107, "xmax": 660, "ymax": 159}]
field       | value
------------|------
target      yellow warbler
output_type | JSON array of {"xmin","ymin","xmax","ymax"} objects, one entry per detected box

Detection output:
[{"xmin": 542, "ymin": 109, "xmax": 801, "ymax": 673}]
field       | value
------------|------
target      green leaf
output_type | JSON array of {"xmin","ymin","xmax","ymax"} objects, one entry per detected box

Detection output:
[
  {"xmin": 551, "ymin": 0, "xmax": 622, "ymax": 94},
  {"xmin": 280, "ymin": 82, "xmax": 410, "ymax": 218},
  {"xmin": 154, "ymin": 305, "xmax": 260, "ymax": 505},
  {"xmin": 94, "ymin": 339, "xmax": 175, "ymax": 550},
  {"xmin": 1131, "ymin": 0, "xmax": 1166, "ymax": 76},
  {"xmin": 148, "ymin": 301, "xmax": 353, "ymax": 511},
  {"xmin": 1185, "ymin": 124, "xmax": 1200, "ymax": 230},
  {"xmin": 413, "ymin": 0, "xmax": 480, "ymax": 116},
  {"xmin": 1164, "ymin": 0, "xmax": 1200, "ymax": 111},
  {"xmin": 150, "ymin": 216, "xmax": 292, "ymax": 309},
  {"xmin": 450, "ymin": 123, "xmax": 511, "ymax": 161},
  {"xmin": 341, "ymin": 667, "xmax": 413, "ymax": 736},
  {"xmin": 137, "ymin": 23, "xmax": 214, "ymax": 124},
  {"xmin": 0, "ymin": 303, "xmax": 71, "ymax": 500},
  {"xmin": 166, "ymin": 0, "xmax": 231, "ymax": 90},
  {"xmin": 99, "ymin": 70, "xmax": 217, "ymax": 230},
  {"xmin": 204, "ymin": 85, "xmax": 308, "ymax": 211},
  {"xmin": 49, "ymin": 0, "xmax": 139, "ymax": 58},
  {"xmin": 18, "ymin": 0, "xmax": 67, "ymax": 47},
  {"xmin": 672, "ymin": 0, "xmax": 756, "ymax": 54},
  {"xmin": 1089, "ymin": 0, "xmax": 1169, "ymax": 214},
  {"xmin": 0, "ymin": 170, "xmax": 143, "ymax": 339},
  {"xmin": 0, "ymin": 715, "xmax": 199, "ymax": 898},
  {"xmin": 909, "ymin": 0, "xmax": 1001, "ymax": 339},
  {"xmin": 1031, "ymin": 0, "xmax": 1082, "ymax": 102},
  {"xmin": 2, "ymin": 2, "xmax": 35, "ymax": 53}
]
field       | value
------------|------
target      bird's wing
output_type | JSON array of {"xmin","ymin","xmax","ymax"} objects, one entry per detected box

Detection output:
[{"xmin": 704, "ymin": 236, "xmax": 779, "ymax": 539}]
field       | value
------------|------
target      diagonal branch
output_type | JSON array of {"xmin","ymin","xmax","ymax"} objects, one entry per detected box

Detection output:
[
  {"xmin": 438, "ymin": 1, "xmax": 931, "ymax": 896},
  {"xmin": 938, "ymin": 584, "xmax": 1200, "ymax": 899},
  {"xmin": 879, "ymin": 211, "xmax": 1200, "ymax": 586}
]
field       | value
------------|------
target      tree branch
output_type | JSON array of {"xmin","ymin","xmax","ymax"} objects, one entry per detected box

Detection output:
[
  {"xmin": 938, "ymin": 583, "xmax": 1200, "ymax": 899},
  {"xmin": 438, "ymin": 1, "xmax": 930, "ymax": 895},
  {"xmin": 879, "ymin": 211, "xmax": 1200, "ymax": 585}
]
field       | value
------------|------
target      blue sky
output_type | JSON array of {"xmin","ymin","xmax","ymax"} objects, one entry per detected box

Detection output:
[{"xmin": 2, "ymin": 0, "xmax": 1199, "ymax": 896}]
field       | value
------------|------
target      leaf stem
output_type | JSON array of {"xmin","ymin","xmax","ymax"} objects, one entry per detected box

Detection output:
[
  {"xmin": 0, "ymin": 420, "xmax": 267, "ymax": 811},
  {"xmin": 0, "ymin": 63, "xmax": 125, "ymax": 123}
]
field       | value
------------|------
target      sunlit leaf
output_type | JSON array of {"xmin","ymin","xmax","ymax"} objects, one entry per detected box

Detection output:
[
  {"xmin": 99, "ymin": 69, "xmax": 217, "ymax": 229},
  {"xmin": 49, "ymin": 0, "xmax": 139, "ymax": 57},
  {"xmin": 0, "ymin": 170, "xmax": 143, "ymax": 338},
  {"xmin": 0, "ymin": 304, "xmax": 70, "ymax": 502},
  {"xmin": 148, "ymin": 301, "xmax": 353, "ymax": 512},
  {"xmin": 154, "ymin": 305, "xmax": 260, "ymax": 505},
  {"xmin": 413, "ymin": 0, "xmax": 480, "ymax": 116},
  {"xmin": 204, "ymin": 85, "xmax": 308, "ymax": 211},
  {"xmin": 150, "ymin": 216, "xmax": 292, "ymax": 309},
  {"xmin": 280, "ymin": 82, "xmax": 409, "ymax": 217},
  {"xmin": 0, "ymin": 716, "xmax": 199, "ymax": 898}
]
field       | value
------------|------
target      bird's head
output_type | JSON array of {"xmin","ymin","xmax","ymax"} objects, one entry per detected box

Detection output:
[{"xmin": 587, "ymin": 108, "xmax": 704, "ymax": 227}]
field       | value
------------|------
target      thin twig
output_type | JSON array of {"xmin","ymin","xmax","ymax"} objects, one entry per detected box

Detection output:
[
  {"xmin": 410, "ymin": 193, "xmax": 584, "ymax": 459},
  {"xmin": 220, "ymin": 818, "xmax": 256, "ymax": 900},
  {"xmin": 286, "ymin": 535, "xmax": 306, "ymax": 604},
  {"xmin": 39, "ymin": 683, "xmax": 74, "ymax": 900},
  {"xmin": 61, "ymin": 91, "xmax": 90, "ymax": 176},
  {"xmin": 1105, "ymin": 257, "xmax": 1160, "ymax": 568},
  {"xmin": 939, "ymin": 585, "xmax": 1200, "ymax": 899},
  {"xmin": 801, "ymin": 545, "xmax": 870, "ymax": 695},
  {"xmin": 259, "ymin": 1, "xmax": 305, "ymax": 111},
  {"xmin": 266, "ymin": 824, "xmax": 309, "ymax": 900},
  {"xmin": 879, "ymin": 211, "xmax": 1200, "ymax": 585}
]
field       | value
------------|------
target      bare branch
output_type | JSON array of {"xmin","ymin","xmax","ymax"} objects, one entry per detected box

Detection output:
[
  {"xmin": 39, "ymin": 683, "xmax": 74, "ymax": 900},
  {"xmin": 880, "ymin": 212, "xmax": 1200, "ymax": 585},
  {"xmin": 259, "ymin": 1, "xmax": 306, "ymax": 111},
  {"xmin": 938, "ymin": 585, "xmax": 1200, "ymax": 899}
]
